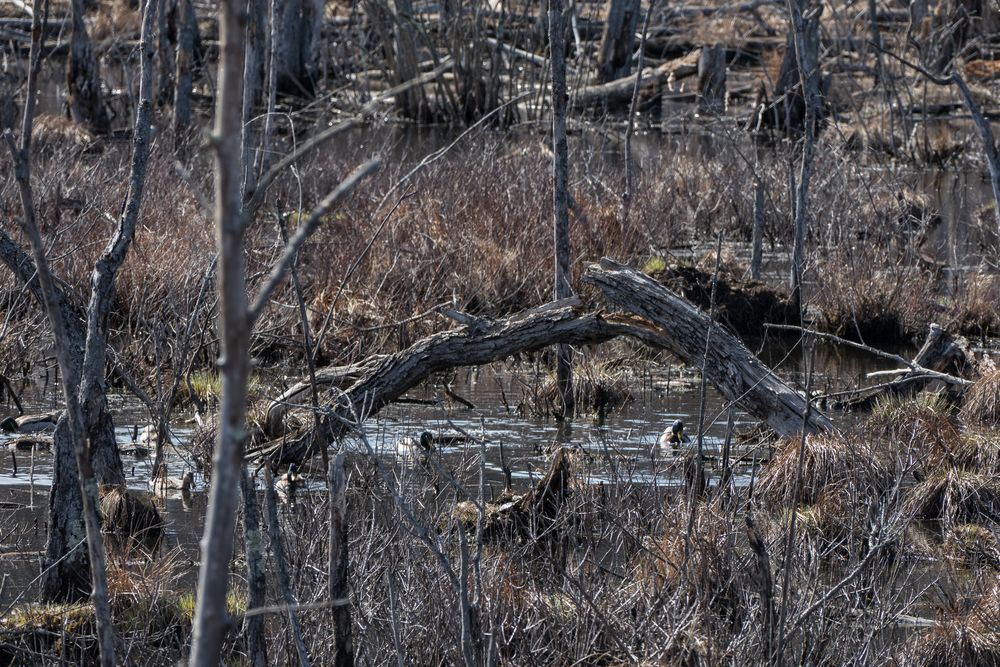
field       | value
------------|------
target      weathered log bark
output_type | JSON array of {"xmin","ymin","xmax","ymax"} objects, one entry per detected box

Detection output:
[
  {"xmin": 66, "ymin": 0, "xmax": 109, "ymax": 133},
  {"xmin": 596, "ymin": 0, "xmax": 641, "ymax": 83},
  {"xmin": 549, "ymin": 0, "xmax": 574, "ymax": 417},
  {"xmin": 572, "ymin": 56, "xmax": 697, "ymax": 110},
  {"xmin": 696, "ymin": 43, "xmax": 726, "ymax": 114},
  {"xmin": 261, "ymin": 279, "xmax": 828, "ymax": 466},
  {"xmin": 583, "ymin": 258, "xmax": 832, "ymax": 436}
]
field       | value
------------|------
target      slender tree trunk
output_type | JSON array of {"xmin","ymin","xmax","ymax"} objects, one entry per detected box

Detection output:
[
  {"xmin": 596, "ymin": 0, "xmax": 640, "ymax": 83},
  {"xmin": 157, "ymin": 0, "xmax": 177, "ymax": 105},
  {"xmin": 189, "ymin": 0, "xmax": 249, "ymax": 662},
  {"xmin": 173, "ymin": 0, "xmax": 196, "ymax": 141},
  {"xmin": 241, "ymin": 0, "xmax": 267, "ymax": 196},
  {"xmin": 67, "ymin": 0, "xmax": 109, "ymax": 133},
  {"xmin": 750, "ymin": 177, "xmax": 765, "ymax": 280},
  {"xmin": 549, "ymin": 0, "xmax": 574, "ymax": 417},
  {"xmin": 786, "ymin": 1, "xmax": 820, "ymax": 313},
  {"xmin": 696, "ymin": 43, "xmax": 726, "ymax": 114},
  {"xmin": 329, "ymin": 453, "xmax": 354, "ymax": 666},
  {"xmin": 240, "ymin": 466, "xmax": 269, "ymax": 667},
  {"xmin": 276, "ymin": 0, "xmax": 322, "ymax": 95}
]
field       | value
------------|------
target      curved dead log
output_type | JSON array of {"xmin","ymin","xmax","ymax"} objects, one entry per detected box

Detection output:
[
  {"xmin": 582, "ymin": 258, "xmax": 832, "ymax": 437},
  {"xmin": 260, "ymin": 272, "xmax": 828, "ymax": 466},
  {"xmin": 256, "ymin": 298, "xmax": 639, "ymax": 463}
]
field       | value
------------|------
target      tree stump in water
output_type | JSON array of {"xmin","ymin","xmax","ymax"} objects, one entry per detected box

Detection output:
[
  {"xmin": 452, "ymin": 447, "xmax": 572, "ymax": 542},
  {"xmin": 596, "ymin": 0, "xmax": 641, "ymax": 83},
  {"xmin": 697, "ymin": 43, "xmax": 727, "ymax": 115}
]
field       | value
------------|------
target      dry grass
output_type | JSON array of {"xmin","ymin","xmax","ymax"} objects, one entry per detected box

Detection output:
[
  {"xmin": 755, "ymin": 432, "xmax": 894, "ymax": 508},
  {"xmin": 962, "ymin": 369, "xmax": 1000, "ymax": 427},
  {"xmin": 99, "ymin": 485, "xmax": 164, "ymax": 560},
  {"xmin": 899, "ymin": 585, "xmax": 1000, "ymax": 667},
  {"xmin": 902, "ymin": 466, "xmax": 1000, "ymax": 530}
]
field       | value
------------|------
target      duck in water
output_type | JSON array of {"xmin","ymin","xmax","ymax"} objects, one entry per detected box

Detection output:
[
  {"xmin": 657, "ymin": 419, "xmax": 692, "ymax": 450},
  {"xmin": 276, "ymin": 463, "xmax": 304, "ymax": 496}
]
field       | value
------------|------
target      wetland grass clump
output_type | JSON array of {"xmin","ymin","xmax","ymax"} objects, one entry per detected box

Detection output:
[
  {"xmin": 535, "ymin": 359, "xmax": 635, "ymax": 416},
  {"xmin": 961, "ymin": 368, "xmax": 1000, "ymax": 427},
  {"xmin": 755, "ymin": 432, "xmax": 894, "ymax": 508},
  {"xmin": 99, "ymin": 485, "xmax": 164, "ymax": 559},
  {"xmin": 902, "ymin": 466, "xmax": 1000, "ymax": 530},
  {"xmin": 943, "ymin": 524, "xmax": 1000, "ymax": 569},
  {"xmin": 899, "ymin": 586, "xmax": 1000, "ymax": 667}
]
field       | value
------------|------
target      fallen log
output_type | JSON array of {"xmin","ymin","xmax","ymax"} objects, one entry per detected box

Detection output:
[
  {"xmin": 256, "ymin": 298, "xmax": 640, "ymax": 463},
  {"xmin": 571, "ymin": 55, "xmax": 697, "ymax": 110},
  {"xmin": 258, "ymin": 263, "xmax": 829, "ymax": 466},
  {"xmin": 582, "ymin": 258, "xmax": 832, "ymax": 437}
]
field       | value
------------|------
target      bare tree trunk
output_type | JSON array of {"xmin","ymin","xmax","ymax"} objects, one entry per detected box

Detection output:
[
  {"xmin": 157, "ymin": 0, "xmax": 177, "ymax": 105},
  {"xmin": 173, "ymin": 0, "xmax": 196, "ymax": 141},
  {"xmin": 276, "ymin": 0, "xmax": 322, "ymax": 95},
  {"xmin": 67, "ymin": 0, "xmax": 109, "ymax": 133},
  {"xmin": 264, "ymin": 469, "xmax": 311, "ymax": 666},
  {"xmin": 329, "ymin": 453, "xmax": 354, "ymax": 666},
  {"xmin": 242, "ymin": 0, "xmax": 267, "ymax": 196},
  {"xmin": 240, "ymin": 466, "xmax": 269, "ymax": 667},
  {"xmin": 3, "ymin": 0, "xmax": 155, "ymax": 606},
  {"xmin": 696, "ymin": 43, "xmax": 726, "ymax": 114},
  {"xmin": 189, "ymin": 0, "xmax": 249, "ymax": 662},
  {"xmin": 0, "ymin": 2, "xmax": 160, "ymax": 663},
  {"xmin": 786, "ymin": 1, "xmax": 820, "ymax": 313},
  {"xmin": 549, "ymin": 0, "xmax": 574, "ymax": 417},
  {"xmin": 750, "ymin": 177, "xmax": 765, "ymax": 280},
  {"xmin": 596, "ymin": 0, "xmax": 640, "ymax": 83}
]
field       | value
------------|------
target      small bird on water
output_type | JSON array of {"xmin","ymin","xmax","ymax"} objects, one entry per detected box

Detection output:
[
  {"xmin": 657, "ymin": 419, "xmax": 692, "ymax": 449},
  {"xmin": 276, "ymin": 463, "xmax": 304, "ymax": 494},
  {"xmin": 397, "ymin": 431, "xmax": 435, "ymax": 454}
]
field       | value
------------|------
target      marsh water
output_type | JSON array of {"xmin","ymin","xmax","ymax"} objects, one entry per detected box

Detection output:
[{"xmin": 0, "ymin": 337, "xmax": 913, "ymax": 609}]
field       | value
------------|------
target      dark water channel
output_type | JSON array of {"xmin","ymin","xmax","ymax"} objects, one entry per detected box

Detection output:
[{"xmin": 0, "ymin": 340, "xmax": 912, "ymax": 609}]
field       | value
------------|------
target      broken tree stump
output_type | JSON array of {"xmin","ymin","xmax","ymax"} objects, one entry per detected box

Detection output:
[
  {"xmin": 596, "ymin": 0, "xmax": 641, "ymax": 83},
  {"xmin": 583, "ymin": 258, "xmax": 832, "ymax": 437},
  {"xmin": 697, "ymin": 43, "xmax": 726, "ymax": 114},
  {"xmin": 452, "ymin": 446, "xmax": 572, "ymax": 542}
]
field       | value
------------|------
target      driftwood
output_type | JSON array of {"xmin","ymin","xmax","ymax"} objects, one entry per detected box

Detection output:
[
  {"xmin": 572, "ymin": 56, "xmax": 697, "ymax": 110},
  {"xmin": 832, "ymin": 324, "xmax": 978, "ymax": 411},
  {"xmin": 260, "ymin": 261, "xmax": 828, "ymax": 467},
  {"xmin": 582, "ymin": 258, "xmax": 832, "ymax": 437}
]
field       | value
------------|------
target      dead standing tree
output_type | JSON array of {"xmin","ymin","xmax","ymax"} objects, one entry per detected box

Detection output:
[
  {"xmin": 188, "ymin": 0, "xmax": 378, "ymax": 661},
  {"xmin": 785, "ymin": 0, "xmax": 821, "ymax": 314},
  {"xmin": 67, "ymin": 0, "xmax": 110, "ymax": 132},
  {"xmin": 0, "ymin": 0, "xmax": 159, "ymax": 661},
  {"xmin": 549, "ymin": 0, "xmax": 574, "ymax": 417},
  {"xmin": 597, "ymin": 0, "xmax": 641, "ymax": 83}
]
